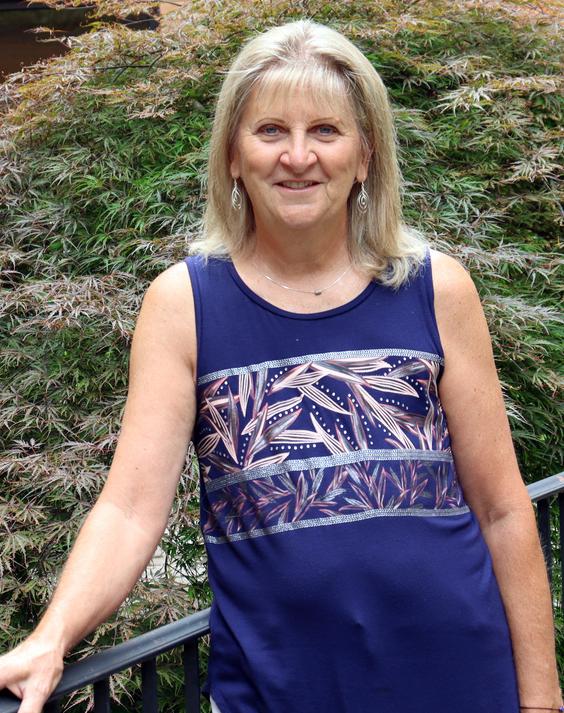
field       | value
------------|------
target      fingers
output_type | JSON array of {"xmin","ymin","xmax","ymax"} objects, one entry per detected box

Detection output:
[
  {"xmin": 14, "ymin": 686, "xmax": 53, "ymax": 713},
  {"xmin": 1, "ymin": 672, "xmax": 63, "ymax": 713},
  {"xmin": 4, "ymin": 682, "xmax": 25, "ymax": 700},
  {"xmin": 0, "ymin": 654, "xmax": 23, "ymax": 696},
  {"xmin": 0, "ymin": 640, "xmax": 64, "ymax": 713}
]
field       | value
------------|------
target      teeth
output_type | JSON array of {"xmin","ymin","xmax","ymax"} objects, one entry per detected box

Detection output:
[{"xmin": 280, "ymin": 181, "xmax": 316, "ymax": 188}]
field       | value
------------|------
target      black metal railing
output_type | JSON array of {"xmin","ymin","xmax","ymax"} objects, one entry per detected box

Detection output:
[
  {"xmin": 0, "ymin": 606, "xmax": 211, "ymax": 713},
  {"xmin": 527, "ymin": 472, "xmax": 564, "ymax": 592},
  {"xmin": 1, "ymin": 471, "xmax": 563, "ymax": 713}
]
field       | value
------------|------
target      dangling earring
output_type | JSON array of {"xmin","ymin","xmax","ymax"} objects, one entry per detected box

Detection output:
[
  {"xmin": 357, "ymin": 180, "xmax": 368, "ymax": 215},
  {"xmin": 231, "ymin": 178, "xmax": 242, "ymax": 210}
]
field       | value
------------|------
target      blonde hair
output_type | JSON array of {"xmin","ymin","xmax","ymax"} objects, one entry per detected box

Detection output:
[{"xmin": 189, "ymin": 19, "xmax": 428, "ymax": 288}]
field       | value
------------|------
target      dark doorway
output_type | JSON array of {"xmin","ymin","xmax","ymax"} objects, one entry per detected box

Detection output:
[{"xmin": 0, "ymin": 2, "xmax": 160, "ymax": 82}]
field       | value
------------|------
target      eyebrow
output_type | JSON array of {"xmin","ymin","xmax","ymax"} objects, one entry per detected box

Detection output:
[{"xmin": 252, "ymin": 116, "xmax": 345, "ymax": 127}]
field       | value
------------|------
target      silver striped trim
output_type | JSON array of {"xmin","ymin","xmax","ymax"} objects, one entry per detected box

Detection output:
[
  {"xmin": 204, "ymin": 505, "xmax": 471, "ymax": 544},
  {"xmin": 198, "ymin": 348, "xmax": 444, "ymax": 385},
  {"xmin": 205, "ymin": 448, "xmax": 453, "ymax": 494}
]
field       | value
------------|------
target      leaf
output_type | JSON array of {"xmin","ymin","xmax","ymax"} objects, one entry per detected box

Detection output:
[
  {"xmin": 334, "ymin": 427, "xmax": 356, "ymax": 452},
  {"xmin": 348, "ymin": 396, "xmax": 368, "ymax": 449},
  {"xmin": 245, "ymin": 451, "xmax": 291, "ymax": 470},
  {"xmin": 311, "ymin": 361, "xmax": 367, "ymax": 384},
  {"xmin": 252, "ymin": 368, "xmax": 267, "ymax": 417},
  {"xmin": 278, "ymin": 471, "xmax": 297, "ymax": 493},
  {"xmin": 244, "ymin": 404, "xmax": 269, "ymax": 464},
  {"xmin": 205, "ymin": 452, "xmax": 241, "ymax": 474},
  {"xmin": 299, "ymin": 384, "xmax": 350, "ymax": 414},
  {"xmin": 311, "ymin": 468, "xmax": 325, "ymax": 494},
  {"xmin": 344, "ymin": 497, "xmax": 366, "ymax": 508},
  {"xmin": 351, "ymin": 383, "xmax": 414, "ymax": 449},
  {"xmin": 271, "ymin": 429, "xmax": 322, "ymax": 443},
  {"xmin": 321, "ymin": 487, "xmax": 346, "ymax": 502},
  {"xmin": 363, "ymin": 375, "xmax": 418, "ymax": 396},
  {"xmin": 249, "ymin": 409, "xmax": 303, "ymax": 458},
  {"xmin": 238, "ymin": 371, "xmax": 252, "ymax": 417},
  {"xmin": 266, "ymin": 394, "xmax": 304, "ymax": 418},
  {"xmin": 196, "ymin": 433, "xmax": 220, "ymax": 459},
  {"xmin": 242, "ymin": 395, "xmax": 304, "ymax": 435},
  {"xmin": 204, "ymin": 400, "xmax": 239, "ymax": 463},
  {"xmin": 226, "ymin": 385, "xmax": 239, "ymax": 456},
  {"xmin": 334, "ymin": 358, "xmax": 391, "ymax": 373},
  {"xmin": 294, "ymin": 472, "xmax": 307, "ymax": 510},
  {"xmin": 270, "ymin": 362, "xmax": 319, "ymax": 392},
  {"xmin": 387, "ymin": 361, "xmax": 429, "ymax": 379},
  {"xmin": 201, "ymin": 392, "xmax": 240, "ymax": 412},
  {"xmin": 309, "ymin": 413, "xmax": 347, "ymax": 454},
  {"xmin": 202, "ymin": 377, "xmax": 228, "ymax": 400}
]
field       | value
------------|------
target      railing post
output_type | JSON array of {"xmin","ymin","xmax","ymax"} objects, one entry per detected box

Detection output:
[
  {"xmin": 93, "ymin": 678, "xmax": 111, "ymax": 712},
  {"xmin": 183, "ymin": 640, "xmax": 200, "ymax": 713},
  {"xmin": 141, "ymin": 658, "xmax": 158, "ymax": 712}
]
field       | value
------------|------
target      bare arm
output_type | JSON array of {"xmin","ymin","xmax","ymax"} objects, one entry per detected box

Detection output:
[
  {"xmin": 0, "ymin": 260, "xmax": 198, "ymax": 711},
  {"xmin": 431, "ymin": 249, "xmax": 562, "ymax": 709}
]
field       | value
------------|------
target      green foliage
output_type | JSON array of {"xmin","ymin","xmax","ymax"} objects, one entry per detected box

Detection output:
[{"xmin": 1, "ymin": 0, "xmax": 562, "ymax": 707}]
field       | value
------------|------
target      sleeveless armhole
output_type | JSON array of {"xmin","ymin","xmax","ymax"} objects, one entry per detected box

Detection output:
[
  {"xmin": 184, "ymin": 256, "xmax": 203, "ymax": 382},
  {"xmin": 421, "ymin": 246, "xmax": 447, "ymax": 381}
]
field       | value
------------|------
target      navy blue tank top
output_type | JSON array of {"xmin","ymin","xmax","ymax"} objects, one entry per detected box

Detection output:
[{"xmin": 184, "ymin": 246, "xmax": 519, "ymax": 713}]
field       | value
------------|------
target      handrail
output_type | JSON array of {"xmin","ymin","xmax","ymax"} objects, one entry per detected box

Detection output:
[
  {"xmin": 42, "ymin": 608, "xmax": 210, "ymax": 697},
  {"xmin": 0, "ymin": 610, "xmax": 211, "ymax": 712},
  {"xmin": 0, "ymin": 471, "xmax": 562, "ymax": 713},
  {"xmin": 526, "ymin": 472, "xmax": 564, "ymax": 502}
]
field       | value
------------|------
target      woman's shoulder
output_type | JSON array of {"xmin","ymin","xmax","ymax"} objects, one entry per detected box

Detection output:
[
  {"xmin": 428, "ymin": 247, "xmax": 478, "ymax": 302},
  {"xmin": 142, "ymin": 260, "xmax": 198, "ymax": 374},
  {"xmin": 149, "ymin": 259, "xmax": 194, "ymax": 304},
  {"xmin": 427, "ymin": 247, "xmax": 485, "ymax": 344}
]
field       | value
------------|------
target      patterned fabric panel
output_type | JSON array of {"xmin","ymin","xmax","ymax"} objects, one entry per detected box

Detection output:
[
  {"xmin": 194, "ymin": 350, "xmax": 468, "ymax": 544},
  {"xmin": 203, "ymin": 457, "xmax": 468, "ymax": 544}
]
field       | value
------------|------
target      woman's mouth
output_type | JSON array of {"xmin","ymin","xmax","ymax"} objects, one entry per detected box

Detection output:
[{"xmin": 275, "ymin": 181, "xmax": 320, "ymax": 191}]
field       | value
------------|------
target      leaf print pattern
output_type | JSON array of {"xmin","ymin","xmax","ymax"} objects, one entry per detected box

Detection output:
[
  {"xmin": 238, "ymin": 372, "xmax": 252, "ymax": 417},
  {"xmin": 207, "ymin": 459, "xmax": 464, "ymax": 540},
  {"xmin": 194, "ymin": 352, "xmax": 467, "ymax": 543},
  {"xmin": 299, "ymin": 384, "xmax": 350, "ymax": 414}
]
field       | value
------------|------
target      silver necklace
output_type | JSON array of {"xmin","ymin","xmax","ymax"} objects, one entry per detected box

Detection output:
[{"xmin": 252, "ymin": 260, "xmax": 354, "ymax": 296}]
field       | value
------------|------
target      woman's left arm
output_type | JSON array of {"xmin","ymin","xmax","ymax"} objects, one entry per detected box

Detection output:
[{"xmin": 431, "ymin": 249, "xmax": 562, "ymax": 709}]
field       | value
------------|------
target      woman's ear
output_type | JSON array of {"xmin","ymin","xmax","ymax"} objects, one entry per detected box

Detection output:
[
  {"xmin": 230, "ymin": 144, "xmax": 240, "ymax": 179},
  {"xmin": 357, "ymin": 147, "xmax": 373, "ymax": 183}
]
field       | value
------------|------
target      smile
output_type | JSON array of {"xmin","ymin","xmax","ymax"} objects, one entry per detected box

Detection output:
[{"xmin": 275, "ymin": 181, "xmax": 320, "ymax": 191}]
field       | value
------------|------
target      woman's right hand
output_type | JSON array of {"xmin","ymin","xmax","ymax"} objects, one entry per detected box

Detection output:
[{"xmin": 0, "ymin": 635, "xmax": 64, "ymax": 713}]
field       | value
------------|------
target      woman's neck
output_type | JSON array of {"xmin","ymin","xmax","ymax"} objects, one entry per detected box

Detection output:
[{"xmin": 246, "ymin": 221, "xmax": 352, "ymax": 279}]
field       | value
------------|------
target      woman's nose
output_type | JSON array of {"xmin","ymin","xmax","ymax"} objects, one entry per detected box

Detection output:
[{"xmin": 279, "ymin": 132, "xmax": 317, "ymax": 171}]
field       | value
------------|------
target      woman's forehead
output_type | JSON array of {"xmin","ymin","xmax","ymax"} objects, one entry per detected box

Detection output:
[{"xmin": 242, "ymin": 79, "xmax": 356, "ymax": 124}]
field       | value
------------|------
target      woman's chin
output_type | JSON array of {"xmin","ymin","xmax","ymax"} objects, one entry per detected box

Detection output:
[{"xmin": 268, "ymin": 209, "xmax": 333, "ymax": 232}]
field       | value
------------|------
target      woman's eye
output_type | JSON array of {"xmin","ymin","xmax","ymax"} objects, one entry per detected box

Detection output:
[
  {"xmin": 258, "ymin": 125, "xmax": 337, "ymax": 137},
  {"xmin": 317, "ymin": 125, "xmax": 337, "ymax": 136}
]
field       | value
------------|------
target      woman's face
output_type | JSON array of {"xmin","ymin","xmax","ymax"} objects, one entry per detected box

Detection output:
[{"xmin": 230, "ymin": 82, "xmax": 370, "ymax": 234}]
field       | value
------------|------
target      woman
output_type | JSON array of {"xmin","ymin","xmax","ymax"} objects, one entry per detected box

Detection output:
[{"xmin": 0, "ymin": 19, "xmax": 561, "ymax": 713}]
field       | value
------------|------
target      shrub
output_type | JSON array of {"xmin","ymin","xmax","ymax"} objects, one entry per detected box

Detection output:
[{"xmin": 1, "ymin": 1, "xmax": 562, "ymax": 707}]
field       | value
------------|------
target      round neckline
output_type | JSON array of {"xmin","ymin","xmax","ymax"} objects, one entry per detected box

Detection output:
[{"xmin": 226, "ymin": 259, "xmax": 377, "ymax": 320}]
